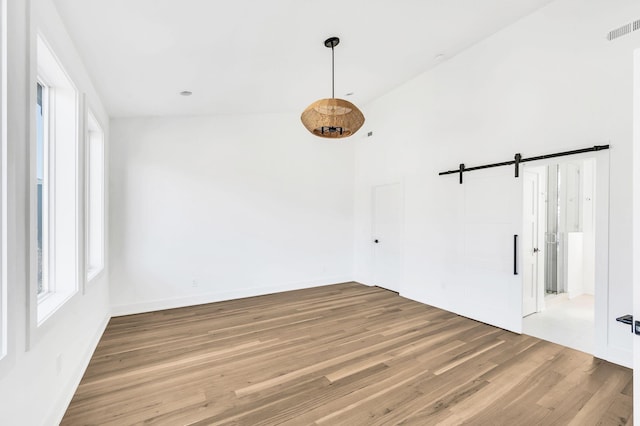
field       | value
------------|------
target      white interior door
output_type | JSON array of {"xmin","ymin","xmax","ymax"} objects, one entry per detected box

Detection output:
[
  {"xmin": 372, "ymin": 183, "xmax": 403, "ymax": 292},
  {"xmin": 522, "ymin": 170, "xmax": 539, "ymax": 317},
  {"xmin": 452, "ymin": 166, "xmax": 523, "ymax": 333}
]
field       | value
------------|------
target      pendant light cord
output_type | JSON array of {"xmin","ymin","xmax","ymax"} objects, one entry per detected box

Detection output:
[{"xmin": 331, "ymin": 44, "xmax": 335, "ymax": 99}]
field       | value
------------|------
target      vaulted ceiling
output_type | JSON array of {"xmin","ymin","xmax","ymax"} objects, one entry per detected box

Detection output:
[{"xmin": 53, "ymin": 0, "xmax": 554, "ymax": 118}]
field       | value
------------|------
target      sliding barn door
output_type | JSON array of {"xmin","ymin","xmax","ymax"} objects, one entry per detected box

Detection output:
[{"xmin": 452, "ymin": 166, "xmax": 523, "ymax": 333}]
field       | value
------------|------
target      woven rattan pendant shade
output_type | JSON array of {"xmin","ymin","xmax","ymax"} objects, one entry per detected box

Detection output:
[
  {"xmin": 301, "ymin": 37, "xmax": 364, "ymax": 139},
  {"xmin": 301, "ymin": 98, "xmax": 365, "ymax": 138}
]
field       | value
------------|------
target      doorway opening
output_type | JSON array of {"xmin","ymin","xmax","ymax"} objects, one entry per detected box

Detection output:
[{"xmin": 522, "ymin": 157, "xmax": 597, "ymax": 355}]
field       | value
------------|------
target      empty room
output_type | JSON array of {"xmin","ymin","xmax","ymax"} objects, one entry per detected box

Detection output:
[{"xmin": 0, "ymin": 0, "xmax": 639, "ymax": 425}]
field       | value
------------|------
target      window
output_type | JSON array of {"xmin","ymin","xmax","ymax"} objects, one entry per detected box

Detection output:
[
  {"xmin": 86, "ymin": 112, "xmax": 104, "ymax": 281},
  {"xmin": 36, "ymin": 81, "xmax": 49, "ymax": 297},
  {"xmin": 34, "ymin": 35, "xmax": 79, "ymax": 325}
]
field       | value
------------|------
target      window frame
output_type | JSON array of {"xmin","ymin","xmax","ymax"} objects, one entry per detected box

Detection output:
[
  {"xmin": 35, "ymin": 78, "xmax": 51, "ymax": 300},
  {"xmin": 32, "ymin": 34, "xmax": 80, "ymax": 328},
  {"xmin": 86, "ymin": 111, "xmax": 104, "ymax": 283}
]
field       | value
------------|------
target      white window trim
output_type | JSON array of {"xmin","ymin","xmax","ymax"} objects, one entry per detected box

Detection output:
[
  {"xmin": 31, "ymin": 34, "xmax": 80, "ymax": 330},
  {"xmin": 36, "ymin": 79, "xmax": 51, "ymax": 301},
  {"xmin": 86, "ymin": 111, "xmax": 105, "ymax": 284}
]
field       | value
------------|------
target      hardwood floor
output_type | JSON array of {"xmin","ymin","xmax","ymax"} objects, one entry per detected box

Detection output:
[{"xmin": 62, "ymin": 283, "xmax": 633, "ymax": 425}]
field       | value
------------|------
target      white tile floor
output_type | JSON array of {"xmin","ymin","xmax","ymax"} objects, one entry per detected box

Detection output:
[{"xmin": 522, "ymin": 293, "xmax": 594, "ymax": 355}]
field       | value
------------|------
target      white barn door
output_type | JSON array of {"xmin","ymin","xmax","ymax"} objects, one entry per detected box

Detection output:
[{"xmin": 452, "ymin": 166, "xmax": 523, "ymax": 333}]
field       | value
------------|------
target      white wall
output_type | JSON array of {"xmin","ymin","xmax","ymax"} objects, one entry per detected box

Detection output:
[
  {"xmin": 0, "ymin": 0, "xmax": 111, "ymax": 425},
  {"xmin": 354, "ymin": 0, "xmax": 639, "ymax": 367},
  {"xmin": 109, "ymin": 114, "xmax": 355, "ymax": 315}
]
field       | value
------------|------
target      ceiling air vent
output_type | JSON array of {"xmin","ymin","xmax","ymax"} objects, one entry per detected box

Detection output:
[{"xmin": 607, "ymin": 19, "xmax": 640, "ymax": 41}]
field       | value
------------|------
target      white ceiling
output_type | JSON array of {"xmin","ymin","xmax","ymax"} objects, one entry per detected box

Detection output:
[{"xmin": 53, "ymin": 0, "xmax": 554, "ymax": 118}]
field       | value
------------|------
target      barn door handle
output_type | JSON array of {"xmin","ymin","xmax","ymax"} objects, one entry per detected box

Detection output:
[{"xmin": 513, "ymin": 235, "xmax": 518, "ymax": 275}]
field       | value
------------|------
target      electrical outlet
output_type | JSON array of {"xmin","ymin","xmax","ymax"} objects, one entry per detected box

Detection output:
[
  {"xmin": 192, "ymin": 280, "xmax": 198, "ymax": 288},
  {"xmin": 56, "ymin": 354, "xmax": 63, "ymax": 375}
]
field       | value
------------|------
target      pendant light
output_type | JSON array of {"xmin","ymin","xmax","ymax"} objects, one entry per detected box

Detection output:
[{"xmin": 301, "ymin": 37, "xmax": 365, "ymax": 138}]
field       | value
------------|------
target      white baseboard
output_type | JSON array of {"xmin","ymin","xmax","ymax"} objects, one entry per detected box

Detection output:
[
  {"xmin": 46, "ymin": 313, "xmax": 110, "ymax": 426},
  {"xmin": 111, "ymin": 275, "xmax": 354, "ymax": 317}
]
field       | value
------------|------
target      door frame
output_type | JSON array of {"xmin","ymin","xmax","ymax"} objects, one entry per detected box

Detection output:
[
  {"xmin": 520, "ymin": 153, "xmax": 609, "ymax": 361},
  {"xmin": 522, "ymin": 166, "xmax": 546, "ymax": 315}
]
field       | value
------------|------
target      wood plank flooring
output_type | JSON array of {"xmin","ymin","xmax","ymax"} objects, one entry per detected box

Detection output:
[{"xmin": 62, "ymin": 283, "xmax": 633, "ymax": 425}]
